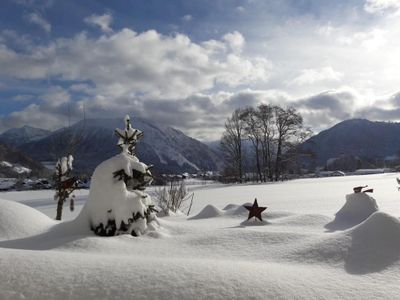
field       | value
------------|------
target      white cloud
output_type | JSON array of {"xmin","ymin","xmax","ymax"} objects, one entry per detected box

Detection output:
[
  {"xmin": 182, "ymin": 14, "xmax": 192, "ymax": 22},
  {"xmin": 0, "ymin": 28, "xmax": 273, "ymax": 137},
  {"xmin": 84, "ymin": 13, "xmax": 113, "ymax": 33},
  {"xmin": 292, "ymin": 67, "xmax": 343, "ymax": 85},
  {"xmin": 0, "ymin": 29, "xmax": 270, "ymax": 99},
  {"xmin": 25, "ymin": 12, "xmax": 51, "ymax": 32},
  {"xmin": 41, "ymin": 86, "xmax": 70, "ymax": 106},
  {"xmin": 364, "ymin": 0, "xmax": 400, "ymax": 14},
  {"xmin": 222, "ymin": 31, "xmax": 245, "ymax": 54}
]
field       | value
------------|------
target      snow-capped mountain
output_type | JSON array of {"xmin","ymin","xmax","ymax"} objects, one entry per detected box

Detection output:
[
  {"xmin": 300, "ymin": 118, "xmax": 400, "ymax": 169},
  {"xmin": 0, "ymin": 142, "xmax": 47, "ymax": 177},
  {"xmin": 0, "ymin": 125, "xmax": 51, "ymax": 147},
  {"xmin": 19, "ymin": 117, "xmax": 223, "ymax": 174}
]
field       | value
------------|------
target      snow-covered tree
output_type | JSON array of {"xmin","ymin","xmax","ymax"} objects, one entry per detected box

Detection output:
[
  {"xmin": 54, "ymin": 155, "xmax": 77, "ymax": 220},
  {"xmin": 80, "ymin": 115, "xmax": 157, "ymax": 236}
]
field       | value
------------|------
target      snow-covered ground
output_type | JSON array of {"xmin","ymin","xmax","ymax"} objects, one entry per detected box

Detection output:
[{"xmin": 2, "ymin": 173, "xmax": 400, "ymax": 299}]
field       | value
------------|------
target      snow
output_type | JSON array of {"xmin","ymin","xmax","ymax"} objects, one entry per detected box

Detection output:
[
  {"xmin": 325, "ymin": 192, "xmax": 379, "ymax": 231},
  {"xmin": 1, "ymin": 160, "xmax": 32, "ymax": 174},
  {"xmin": 81, "ymin": 152, "xmax": 156, "ymax": 236},
  {"xmin": 0, "ymin": 161, "xmax": 13, "ymax": 168},
  {"xmin": 12, "ymin": 165, "xmax": 32, "ymax": 174},
  {"xmin": 1, "ymin": 173, "xmax": 400, "ymax": 298}
]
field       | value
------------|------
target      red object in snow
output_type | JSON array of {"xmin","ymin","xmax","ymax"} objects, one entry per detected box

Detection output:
[
  {"xmin": 353, "ymin": 185, "xmax": 368, "ymax": 193},
  {"xmin": 244, "ymin": 198, "xmax": 267, "ymax": 221}
]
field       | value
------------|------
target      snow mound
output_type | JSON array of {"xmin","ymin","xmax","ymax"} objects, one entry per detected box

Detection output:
[
  {"xmin": 0, "ymin": 199, "xmax": 55, "ymax": 241},
  {"xmin": 189, "ymin": 205, "xmax": 224, "ymax": 219},
  {"xmin": 222, "ymin": 203, "xmax": 240, "ymax": 210},
  {"xmin": 221, "ymin": 202, "xmax": 253, "ymax": 216},
  {"xmin": 345, "ymin": 211, "xmax": 400, "ymax": 274},
  {"xmin": 325, "ymin": 192, "xmax": 379, "ymax": 231},
  {"xmin": 352, "ymin": 211, "xmax": 400, "ymax": 236},
  {"xmin": 293, "ymin": 211, "xmax": 400, "ymax": 274}
]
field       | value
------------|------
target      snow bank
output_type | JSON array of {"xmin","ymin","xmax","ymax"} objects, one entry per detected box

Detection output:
[
  {"xmin": 189, "ymin": 204, "xmax": 224, "ymax": 219},
  {"xmin": 346, "ymin": 211, "xmax": 400, "ymax": 273},
  {"xmin": 0, "ymin": 199, "xmax": 54, "ymax": 241},
  {"xmin": 325, "ymin": 192, "xmax": 379, "ymax": 230}
]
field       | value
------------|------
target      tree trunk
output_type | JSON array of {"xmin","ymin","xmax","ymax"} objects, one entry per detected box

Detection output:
[
  {"xmin": 255, "ymin": 143, "xmax": 261, "ymax": 182},
  {"xmin": 275, "ymin": 139, "xmax": 282, "ymax": 181},
  {"xmin": 238, "ymin": 143, "xmax": 243, "ymax": 183},
  {"xmin": 56, "ymin": 192, "xmax": 64, "ymax": 220}
]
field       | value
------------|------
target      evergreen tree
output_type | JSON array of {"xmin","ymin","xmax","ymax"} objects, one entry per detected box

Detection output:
[{"xmin": 81, "ymin": 115, "xmax": 157, "ymax": 236}]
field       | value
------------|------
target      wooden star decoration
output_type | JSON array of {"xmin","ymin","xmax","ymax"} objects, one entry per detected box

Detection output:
[{"xmin": 244, "ymin": 198, "xmax": 267, "ymax": 221}]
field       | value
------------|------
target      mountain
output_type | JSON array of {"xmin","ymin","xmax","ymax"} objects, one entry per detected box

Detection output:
[
  {"xmin": 0, "ymin": 142, "xmax": 48, "ymax": 177},
  {"xmin": 0, "ymin": 125, "xmax": 51, "ymax": 147},
  {"xmin": 301, "ymin": 119, "xmax": 400, "ymax": 169},
  {"xmin": 18, "ymin": 117, "xmax": 223, "ymax": 174}
]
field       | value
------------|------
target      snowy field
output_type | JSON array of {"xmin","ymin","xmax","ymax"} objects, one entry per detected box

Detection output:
[{"xmin": 2, "ymin": 173, "xmax": 400, "ymax": 299}]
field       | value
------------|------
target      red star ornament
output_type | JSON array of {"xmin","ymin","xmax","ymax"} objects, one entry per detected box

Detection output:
[{"xmin": 244, "ymin": 198, "xmax": 267, "ymax": 221}]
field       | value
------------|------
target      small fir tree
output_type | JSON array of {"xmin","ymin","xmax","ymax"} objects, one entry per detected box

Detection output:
[{"xmin": 81, "ymin": 115, "xmax": 157, "ymax": 236}]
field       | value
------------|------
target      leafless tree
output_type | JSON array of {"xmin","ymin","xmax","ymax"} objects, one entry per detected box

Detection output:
[
  {"xmin": 273, "ymin": 106, "xmax": 303, "ymax": 181},
  {"xmin": 257, "ymin": 104, "xmax": 275, "ymax": 181},
  {"xmin": 220, "ymin": 108, "xmax": 245, "ymax": 182},
  {"xmin": 241, "ymin": 107, "xmax": 263, "ymax": 182}
]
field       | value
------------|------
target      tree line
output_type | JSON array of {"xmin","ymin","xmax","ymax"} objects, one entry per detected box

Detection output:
[{"xmin": 220, "ymin": 104, "xmax": 311, "ymax": 182}]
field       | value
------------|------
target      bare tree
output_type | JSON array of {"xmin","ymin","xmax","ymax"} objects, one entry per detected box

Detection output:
[
  {"xmin": 220, "ymin": 108, "xmax": 245, "ymax": 182},
  {"xmin": 257, "ymin": 104, "xmax": 275, "ymax": 181},
  {"xmin": 273, "ymin": 106, "xmax": 303, "ymax": 181},
  {"xmin": 241, "ymin": 107, "xmax": 263, "ymax": 182}
]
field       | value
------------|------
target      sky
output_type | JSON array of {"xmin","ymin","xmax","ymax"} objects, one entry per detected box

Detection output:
[{"xmin": 1, "ymin": 0, "xmax": 400, "ymax": 141}]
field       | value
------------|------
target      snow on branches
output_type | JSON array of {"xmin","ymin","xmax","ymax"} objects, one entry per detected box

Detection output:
[{"xmin": 80, "ymin": 115, "xmax": 158, "ymax": 237}]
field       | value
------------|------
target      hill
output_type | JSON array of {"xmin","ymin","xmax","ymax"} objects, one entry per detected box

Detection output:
[
  {"xmin": 0, "ymin": 142, "xmax": 47, "ymax": 177},
  {"xmin": 301, "ymin": 119, "xmax": 400, "ymax": 170},
  {"xmin": 0, "ymin": 125, "xmax": 51, "ymax": 147}
]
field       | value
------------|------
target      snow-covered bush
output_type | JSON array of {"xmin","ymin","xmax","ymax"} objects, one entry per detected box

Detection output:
[
  {"xmin": 80, "ymin": 115, "xmax": 158, "ymax": 236},
  {"xmin": 155, "ymin": 179, "xmax": 194, "ymax": 216}
]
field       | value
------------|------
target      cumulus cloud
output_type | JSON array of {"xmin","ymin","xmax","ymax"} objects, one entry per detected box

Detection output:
[
  {"xmin": 84, "ymin": 13, "xmax": 113, "ymax": 33},
  {"xmin": 0, "ymin": 28, "xmax": 273, "ymax": 138},
  {"xmin": 0, "ymin": 28, "xmax": 270, "ymax": 99},
  {"xmin": 25, "ymin": 12, "xmax": 51, "ymax": 32},
  {"xmin": 222, "ymin": 31, "xmax": 245, "ymax": 54},
  {"xmin": 292, "ymin": 67, "xmax": 343, "ymax": 85},
  {"xmin": 295, "ymin": 90, "xmax": 358, "ymax": 131},
  {"xmin": 364, "ymin": 0, "xmax": 400, "ymax": 14}
]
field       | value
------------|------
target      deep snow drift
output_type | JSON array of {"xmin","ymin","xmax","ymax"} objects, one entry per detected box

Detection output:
[
  {"xmin": 325, "ymin": 191, "xmax": 379, "ymax": 230},
  {"xmin": 2, "ymin": 173, "xmax": 400, "ymax": 299}
]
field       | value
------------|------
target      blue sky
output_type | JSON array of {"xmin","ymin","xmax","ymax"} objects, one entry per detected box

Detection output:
[{"xmin": 1, "ymin": 0, "xmax": 400, "ymax": 140}]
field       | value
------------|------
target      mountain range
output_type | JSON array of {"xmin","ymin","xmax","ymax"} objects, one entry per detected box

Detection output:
[
  {"xmin": 300, "ymin": 118, "xmax": 400, "ymax": 170},
  {"xmin": 0, "ymin": 117, "xmax": 223, "ymax": 175},
  {"xmin": 3, "ymin": 117, "xmax": 400, "ymax": 177}
]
